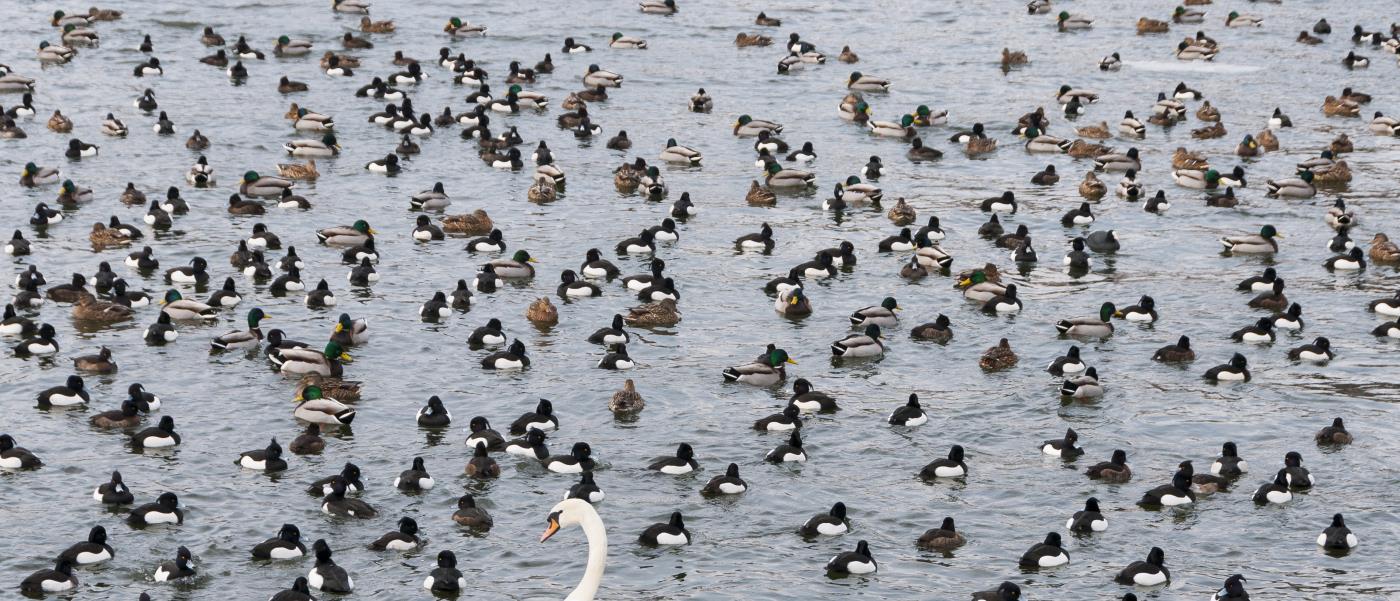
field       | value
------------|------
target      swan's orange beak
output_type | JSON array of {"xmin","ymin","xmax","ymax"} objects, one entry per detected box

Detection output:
[{"xmin": 540, "ymin": 513, "xmax": 561, "ymax": 543}]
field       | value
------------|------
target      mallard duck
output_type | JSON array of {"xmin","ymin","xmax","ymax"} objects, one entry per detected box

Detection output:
[
  {"xmin": 639, "ymin": 0, "xmax": 677, "ymax": 13},
  {"xmin": 275, "ymin": 159, "xmax": 318, "ymax": 181},
  {"xmin": 87, "ymin": 223, "xmax": 131, "ymax": 248},
  {"xmin": 1193, "ymin": 122, "xmax": 1226, "ymax": 139},
  {"xmin": 1369, "ymin": 111, "xmax": 1400, "ymax": 136},
  {"xmin": 1323, "ymin": 95, "xmax": 1360, "ymax": 117},
  {"xmin": 1310, "ymin": 160, "xmax": 1351, "ymax": 184},
  {"xmin": 158, "ymin": 289, "xmax": 215, "ymax": 320},
  {"xmin": 235, "ymin": 171, "xmax": 291, "ymax": 198},
  {"xmin": 734, "ymin": 115, "xmax": 782, "ymax": 137},
  {"xmin": 360, "ymin": 15, "xmax": 394, "ymax": 32},
  {"xmin": 443, "ymin": 17, "xmax": 486, "ymax": 36},
  {"xmin": 1137, "ymin": 17, "xmax": 1169, "ymax": 33},
  {"xmin": 277, "ymin": 341, "xmax": 351, "ymax": 377},
  {"xmin": 1094, "ymin": 147, "xmax": 1140, "ymax": 171},
  {"xmin": 1057, "ymin": 302, "xmax": 1116, "ymax": 338},
  {"xmin": 1225, "ymin": 11, "xmax": 1262, "ymax": 27},
  {"xmin": 957, "ymin": 132, "xmax": 995, "ymax": 156},
  {"xmin": 292, "ymin": 384, "xmax": 355, "ymax": 425},
  {"xmin": 283, "ymin": 133, "xmax": 339, "ymax": 157},
  {"xmin": 763, "ymin": 162, "xmax": 814, "ymax": 189},
  {"xmin": 72, "ymin": 293, "xmax": 133, "ymax": 323},
  {"xmin": 1077, "ymin": 171, "xmax": 1106, "ymax": 200},
  {"xmin": 1222, "ymin": 224, "xmax": 1281, "ymax": 254},
  {"xmin": 1023, "ymin": 127, "xmax": 1071, "ymax": 152},
  {"xmin": 1075, "ymin": 121, "xmax": 1110, "ymax": 139},
  {"xmin": 1369, "ymin": 233, "xmax": 1400, "ymax": 263},
  {"xmin": 869, "ymin": 114, "xmax": 915, "ymax": 139},
  {"xmin": 723, "ymin": 347, "xmax": 794, "ymax": 385},
  {"xmin": 442, "ymin": 210, "xmax": 493, "ymax": 235},
  {"xmin": 980, "ymin": 338, "xmax": 1018, "ymax": 370},
  {"xmin": 1058, "ymin": 11, "xmax": 1093, "ymax": 30},
  {"xmin": 660, "ymin": 138, "xmax": 702, "ymax": 164},
  {"xmin": 1265, "ymin": 171, "xmax": 1315, "ymax": 198},
  {"xmin": 211, "ymin": 308, "xmax": 267, "ymax": 350},
  {"xmin": 488, "ymin": 250, "xmax": 536, "ymax": 279},
  {"xmin": 581, "ymin": 64, "xmax": 623, "ymax": 89},
  {"xmin": 625, "ymin": 299, "xmax": 680, "ymax": 326},
  {"xmin": 1171, "ymin": 147, "xmax": 1210, "ymax": 170}
]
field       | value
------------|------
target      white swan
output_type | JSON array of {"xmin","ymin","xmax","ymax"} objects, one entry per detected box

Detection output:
[{"xmin": 541, "ymin": 498, "xmax": 606, "ymax": 601}]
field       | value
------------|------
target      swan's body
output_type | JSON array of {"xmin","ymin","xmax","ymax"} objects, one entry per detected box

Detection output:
[{"xmin": 542, "ymin": 498, "xmax": 606, "ymax": 601}]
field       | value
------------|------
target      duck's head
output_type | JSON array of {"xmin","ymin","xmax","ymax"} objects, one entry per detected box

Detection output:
[{"xmin": 323, "ymin": 340, "xmax": 351, "ymax": 362}]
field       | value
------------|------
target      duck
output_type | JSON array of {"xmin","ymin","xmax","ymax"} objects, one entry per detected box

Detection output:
[
  {"xmin": 72, "ymin": 293, "xmax": 134, "ymax": 323},
  {"xmin": 765, "ymin": 430, "xmax": 807, "ymax": 463},
  {"xmin": 1139, "ymin": 462, "xmax": 1195, "ymax": 506},
  {"xmin": 826, "ymin": 540, "xmax": 877, "ymax": 575},
  {"xmin": 546, "ymin": 442, "xmax": 595, "ymax": 474},
  {"xmin": 1116, "ymin": 295, "xmax": 1157, "ymax": 322},
  {"xmin": 724, "ymin": 347, "xmax": 795, "ymax": 386},
  {"xmin": 442, "ymin": 210, "xmax": 494, "ymax": 236},
  {"xmin": 918, "ymin": 517, "xmax": 966, "ymax": 550},
  {"xmin": 20, "ymin": 560, "xmax": 77, "ymax": 594},
  {"xmin": 252, "ymin": 524, "xmax": 306, "ymax": 560},
  {"xmin": 1205, "ymin": 353, "xmax": 1251, "ymax": 382},
  {"xmin": 701, "ymin": 463, "xmax": 748, "ymax": 496},
  {"xmin": 1232, "ymin": 317, "xmax": 1277, "ymax": 343},
  {"xmin": 453, "ymin": 495, "xmax": 493, "ymax": 529},
  {"xmin": 878, "ymin": 393, "xmax": 927, "ymax": 426},
  {"xmin": 72, "ymin": 344, "xmax": 116, "ymax": 372},
  {"xmin": 283, "ymin": 423, "xmax": 325, "ymax": 455},
  {"xmin": 920, "ymin": 445, "xmax": 967, "ymax": 479},
  {"xmin": 1324, "ymin": 247, "xmax": 1365, "ymax": 271},
  {"xmin": 1288, "ymin": 334, "xmax": 1332, "ymax": 364},
  {"xmin": 277, "ymin": 341, "xmax": 352, "ymax": 378},
  {"xmin": 458, "ymin": 417, "xmax": 505, "ymax": 453},
  {"xmin": 1311, "ymin": 417, "xmax": 1352, "ymax": 447},
  {"xmin": 646, "ymin": 443, "xmax": 700, "ymax": 474},
  {"xmin": 625, "ymin": 299, "xmax": 681, "ymax": 326},
  {"xmin": 158, "ymin": 289, "xmax": 215, "ymax": 321},
  {"xmin": 317, "ymin": 220, "xmax": 374, "ymax": 247},
  {"xmin": 798, "ymin": 502, "xmax": 850, "ymax": 537},
  {"xmin": 284, "ymin": 133, "xmax": 339, "ymax": 157},
  {"xmin": 1150, "ymin": 335, "xmax": 1195, "ymax": 363},
  {"xmin": 582, "ymin": 63, "xmax": 623, "ymax": 89},
  {"xmin": 1019, "ymin": 533, "xmax": 1070, "ymax": 568},
  {"xmin": 13, "ymin": 323, "xmax": 57, "ymax": 354},
  {"xmin": 307, "ymin": 539, "xmax": 354, "ymax": 593},
  {"xmin": 831, "ymin": 324, "xmax": 885, "ymax": 358},
  {"xmin": 1221, "ymin": 224, "xmax": 1281, "ymax": 254},
  {"xmin": 211, "ymin": 308, "xmax": 267, "ymax": 350},
  {"xmin": 1252, "ymin": 469, "xmax": 1293, "ymax": 504},
  {"xmin": 1079, "ymin": 446, "xmax": 1130, "ymax": 480},
  {"xmin": 1113, "ymin": 546, "xmax": 1172, "ymax": 588},
  {"xmin": 754, "ymin": 403, "xmax": 802, "ymax": 431},
  {"xmin": 36, "ymin": 374, "xmax": 90, "ymax": 408},
  {"xmin": 1282, "ymin": 451, "xmax": 1315, "ymax": 489},
  {"xmin": 294, "ymin": 278, "xmax": 335, "ymax": 309},
  {"xmin": 1041, "ymin": 428, "xmax": 1083, "ymax": 458},
  {"xmin": 1056, "ymin": 302, "xmax": 1116, "ymax": 338},
  {"xmin": 131, "ymin": 415, "xmax": 180, "ymax": 448},
  {"xmin": 364, "ymin": 153, "xmax": 401, "ymax": 174},
  {"xmin": 1057, "ymin": 11, "xmax": 1094, "ymax": 30},
  {"xmin": 91, "ymin": 470, "xmax": 134, "ymax": 505},
  {"xmin": 502, "ymin": 427, "xmax": 549, "ymax": 461},
  {"xmin": 1318, "ymin": 514, "xmax": 1358, "ymax": 550},
  {"xmin": 0, "ymin": 434, "xmax": 43, "ymax": 469},
  {"xmin": 238, "ymin": 438, "xmax": 287, "ymax": 472},
  {"xmin": 482, "ymin": 339, "xmax": 530, "ymax": 370},
  {"xmin": 393, "ymin": 455, "xmax": 435, "ymax": 492},
  {"xmin": 320, "ymin": 477, "xmax": 374, "ymax": 519},
  {"xmin": 125, "ymin": 491, "xmax": 182, "ymax": 526},
  {"xmin": 1249, "ymin": 279, "xmax": 1288, "ymax": 311}
]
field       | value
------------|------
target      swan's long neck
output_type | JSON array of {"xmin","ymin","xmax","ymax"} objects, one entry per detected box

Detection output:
[{"xmin": 567, "ymin": 510, "xmax": 607, "ymax": 601}]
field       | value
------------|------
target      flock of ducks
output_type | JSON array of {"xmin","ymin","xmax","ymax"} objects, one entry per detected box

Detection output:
[{"xmin": 3, "ymin": 0, "xmax": 1399, "ymax": 600}]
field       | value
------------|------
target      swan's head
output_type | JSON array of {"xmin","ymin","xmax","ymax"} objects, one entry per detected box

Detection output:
[{"xmin": 541, "ymin": 498, "xmax": 596, "ymax": 542}]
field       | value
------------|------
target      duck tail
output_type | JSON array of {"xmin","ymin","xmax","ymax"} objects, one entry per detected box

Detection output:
[
  {"xmin": 1059, "ymin": 380, "xmax": 1079, "ymax": 396},
  {"xmin": 830, "ymin": 342, "xmax": 847, "ymax": 356},
  {"xmin": 721, "ymin": 367, "xmax": 740, "ymax": 382},
  {"xmin": 1054, "ymin": 320, "xmax": 1073, "ymax": 334}
]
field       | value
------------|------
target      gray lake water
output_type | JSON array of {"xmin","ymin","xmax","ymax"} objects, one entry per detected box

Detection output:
[{"xmin": 2, "ymin": 0, "xmax": 1400, "ymax": 599}]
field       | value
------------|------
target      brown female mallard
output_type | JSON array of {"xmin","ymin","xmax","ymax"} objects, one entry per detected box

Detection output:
[
  {"xmin": 625, "ymin": 299, "xmax": 680, "ymax": 326},
  {"xmin": 441, "ymin": 210, "xmax": 493, "ymax": 235}
]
